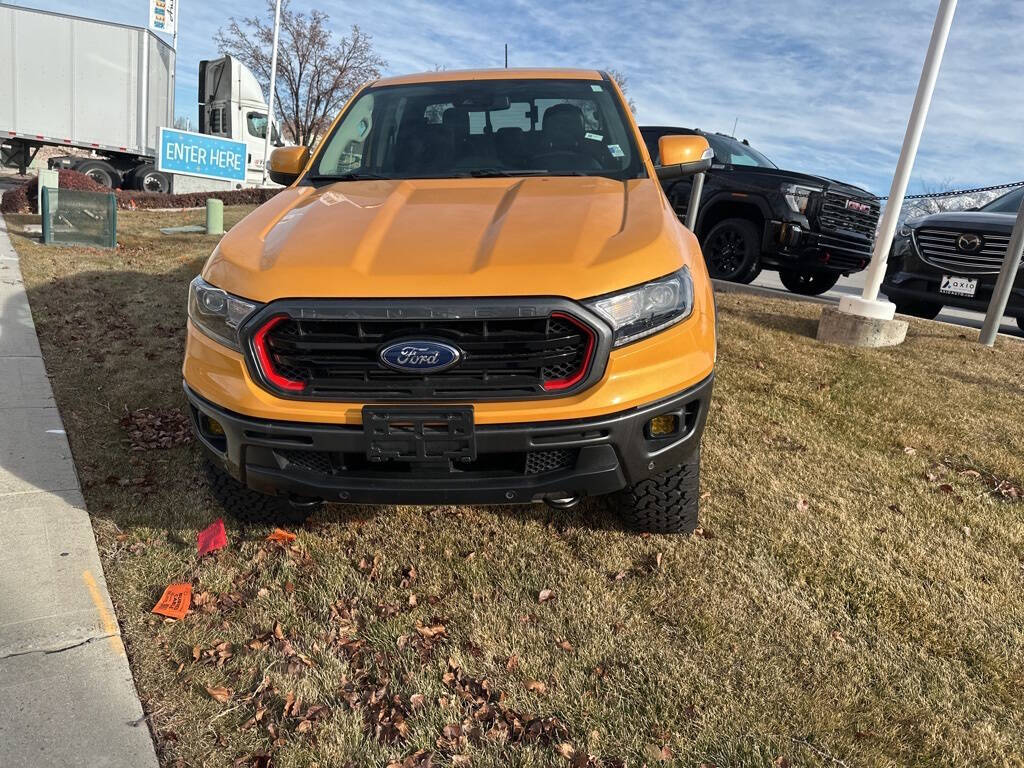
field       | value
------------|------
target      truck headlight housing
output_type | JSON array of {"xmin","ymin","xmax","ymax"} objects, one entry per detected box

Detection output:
[
  {"xmin": 188, "ymin": 276, "xmax": 261, "ymax": 351},
  {"xmin": 586, "ymin": 268, "xmax": 694, "ymax": 347},
  {"xmin": 781, "ymin": 183, "xmax": 820, "ymax": 214}
]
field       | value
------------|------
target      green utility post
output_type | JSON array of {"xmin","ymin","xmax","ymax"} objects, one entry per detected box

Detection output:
[{"xmin": 206, "ymin": 198, "xmax": 224, "ymax": 236}]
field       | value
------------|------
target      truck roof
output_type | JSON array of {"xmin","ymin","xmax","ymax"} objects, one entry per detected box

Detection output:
[{"xmin": 372, "ymin": 68, "xmax": 606, "ymax": 87}]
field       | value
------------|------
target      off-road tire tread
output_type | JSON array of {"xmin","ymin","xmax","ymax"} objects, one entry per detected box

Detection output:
[
  {"xmin": 203, "ymin": 461, "xmax": 316, "ymax": 525},
  {"xmin": 617, "ymin": 453, "xmax": 700, "ymax": 534}
]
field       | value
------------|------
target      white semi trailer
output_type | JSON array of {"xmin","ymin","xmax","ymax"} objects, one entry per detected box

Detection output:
[{"xmin": 0, "ymin": 4, "xmax": 281, "ymax": 192}]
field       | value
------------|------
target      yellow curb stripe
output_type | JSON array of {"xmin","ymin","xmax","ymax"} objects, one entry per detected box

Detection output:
[{"xmin": 82, "ymin": 569, "xmax": 125, "ymax": 656}]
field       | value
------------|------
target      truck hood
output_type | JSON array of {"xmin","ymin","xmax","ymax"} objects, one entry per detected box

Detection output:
[
  {"xmin": 910, "ymin": 210, "xmax": 1017, "ymax": 234},
  {"xmin": 722, "ymin": 165, "xmax": 876, "ymax": 199},
  {"xmin": 204, "ymin": 177, "xmax": 698, "ymax": 302}
]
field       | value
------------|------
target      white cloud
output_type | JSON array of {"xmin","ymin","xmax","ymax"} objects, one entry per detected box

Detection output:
[{"xmin": 10, "ymin": 0, "xmax": 1024, "ymax": 195}]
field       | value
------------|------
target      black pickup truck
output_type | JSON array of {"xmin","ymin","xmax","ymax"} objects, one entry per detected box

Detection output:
[{"xmin": 641, "ymin": 127, "xmax": 881, "ymax": 295}]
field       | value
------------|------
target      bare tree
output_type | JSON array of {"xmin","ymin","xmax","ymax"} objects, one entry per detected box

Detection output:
[
  {"xmin": 605, "ymin": 68, "xmax": 637, "ymax": 115},
  {"xmin": 215, "ymin": 0, "xmax": 386, "ymax": 147}
]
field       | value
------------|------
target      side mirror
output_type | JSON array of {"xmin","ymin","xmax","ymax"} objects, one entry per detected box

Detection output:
[
  {"xmin": 268, "ymin": 146, "xmax": 310, "ymax": 185},
  {"xmin": 656, "ymin": 135, "xmax": 714, "ymax": 180}
]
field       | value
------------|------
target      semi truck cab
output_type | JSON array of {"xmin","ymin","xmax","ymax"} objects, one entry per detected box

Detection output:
[{"xmin": 199, "ymin": 56, "xmax": 284, "ymax": 185}]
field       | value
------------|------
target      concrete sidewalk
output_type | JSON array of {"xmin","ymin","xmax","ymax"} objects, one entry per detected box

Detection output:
[{"xmin": 0, "ymin": 219, "xmax": 158, "ymax": 767}]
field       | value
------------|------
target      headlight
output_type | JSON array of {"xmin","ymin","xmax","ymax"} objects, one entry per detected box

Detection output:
[
  {"xmin": 586, "ymin": 268, "xmax": 694, "ymax": 347},
  {"xmin": 188, "ymin": 276, "xmax": 261, "ymax": 351},
  {"xmin": 781, "ymin": 183, "xmax": 820, "ymax": 214}
]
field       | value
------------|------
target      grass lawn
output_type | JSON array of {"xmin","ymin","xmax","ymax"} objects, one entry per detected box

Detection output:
[{"xmin": 6, "ymin": 207, "xmax": 1024, "ymax": 768}]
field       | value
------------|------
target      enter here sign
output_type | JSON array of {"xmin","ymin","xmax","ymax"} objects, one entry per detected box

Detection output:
[{"xmin": 158, "ymin": 128, "xmax": 247, "ymax": 183}]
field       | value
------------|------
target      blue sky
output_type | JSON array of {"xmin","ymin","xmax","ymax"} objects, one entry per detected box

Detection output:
[{"xmin": 10, "ymin": 0, "xmax": 1024, "ymax": 195}]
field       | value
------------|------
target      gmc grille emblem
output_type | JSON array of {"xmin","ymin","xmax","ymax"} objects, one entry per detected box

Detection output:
[{"xmin": 845, "ymin": 199, "xmax": 871, "ymax": 214}]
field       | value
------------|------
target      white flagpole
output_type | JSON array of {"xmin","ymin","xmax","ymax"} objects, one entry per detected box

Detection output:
[{"xmin": 262, "ymin": 0, "xmax": 282, "ymax": 187}]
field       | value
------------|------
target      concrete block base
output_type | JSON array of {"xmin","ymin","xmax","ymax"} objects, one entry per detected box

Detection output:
[{"xmin": 817, "ymin": 305, "xmax": 908, "ymax": 347}]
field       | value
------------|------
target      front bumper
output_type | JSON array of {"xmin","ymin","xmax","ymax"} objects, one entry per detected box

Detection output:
[
  {"xmin": 764, "ymin": 220, "xmax": 872, "ymax": 274},
  {"xmin": 884, "ymin": 271, "xmax": 1024, "ymax": 316},
  {"xmin": 185, "ymin": 374, "xmax": 713, "ymax": 506}
]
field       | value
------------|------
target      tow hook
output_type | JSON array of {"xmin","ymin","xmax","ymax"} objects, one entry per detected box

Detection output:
[{"xmin": 544, "ymin": 495, "xmax": 581, "ymax": 510}]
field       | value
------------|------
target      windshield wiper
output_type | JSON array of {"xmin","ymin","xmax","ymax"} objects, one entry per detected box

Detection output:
[
  {"xmin": 458, "ymin": 169, "xmax": 552, "ymax": 178},
  {"xmin": 307, "ymin": 171, "xmax": 391, "ymax": 182}
]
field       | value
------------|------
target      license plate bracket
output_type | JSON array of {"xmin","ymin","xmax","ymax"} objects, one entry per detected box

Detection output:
[
  {"xmin": 940, "ymin": 274, "xmax": 978, "ymax": 297},
  {"xmin": 363, "ymin": 406, "xmax": 475, "ymax": 463}
]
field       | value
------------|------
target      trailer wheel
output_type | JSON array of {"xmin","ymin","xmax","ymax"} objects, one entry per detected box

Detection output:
[
  {"xmin": 76, "ymin": 160, "xmax": 119, "ymax": 189},
  {"xmin": 129, "ymin": 164, "xmax": 171, "ymax": 194}
]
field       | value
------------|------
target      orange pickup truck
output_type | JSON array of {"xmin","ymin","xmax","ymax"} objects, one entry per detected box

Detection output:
[{"xmin": 183, "ymin": 68, "xmax": 715, "ymax": 533}]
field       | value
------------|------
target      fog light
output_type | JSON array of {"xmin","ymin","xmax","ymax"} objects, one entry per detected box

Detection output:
[
  {"xmin": 203, "ymin": 416, "xmax": 225, "ymax": 436},
  {"xmin": 647, "ymin": 414, "xmax": 679, "ymax": 438}
]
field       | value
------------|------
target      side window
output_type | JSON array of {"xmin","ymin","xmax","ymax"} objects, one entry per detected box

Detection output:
[{"xmin": 247, "ymin": 112, "xmax": 268, "ymax": 140}]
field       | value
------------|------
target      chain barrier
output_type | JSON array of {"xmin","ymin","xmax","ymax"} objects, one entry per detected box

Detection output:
[{"xmin": 874, "ymin": 179, "xmax": 1024, "ymax": 201}]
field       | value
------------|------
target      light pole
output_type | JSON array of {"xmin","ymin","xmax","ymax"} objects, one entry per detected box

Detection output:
[
  {"xmin": 261, "ymin": 0, "xmax": 283, "ymax": 187},
  {"xmin": 838, "ymin": 0, "xmax": 958, "ymax": 322}
]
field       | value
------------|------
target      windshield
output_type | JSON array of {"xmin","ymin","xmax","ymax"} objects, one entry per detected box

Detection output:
[
  {"xmin": 311, "ymin": 78, "xmax": 645, "ymax": 181},
  {"xmin": 981, "ymin": 186, "xmax": 1024, "ymax": 213},
  {"xmin": 705, "ymin": 134, "xmax": 776, "ymax": 168}
]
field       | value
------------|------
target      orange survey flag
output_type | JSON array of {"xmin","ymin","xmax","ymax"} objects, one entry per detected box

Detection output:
[
  {"xmin": 266, "ymin": 528, "xmax": 297, "ymax": 543},
  {"xmin": 152, "ymin": 583, "xmax": 192, "ymax": 620}
]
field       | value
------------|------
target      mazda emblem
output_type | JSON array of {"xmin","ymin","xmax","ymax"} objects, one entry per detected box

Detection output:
[{"xmin": 956, "ymin": 233, "xmax": 983, "ymax": 253}]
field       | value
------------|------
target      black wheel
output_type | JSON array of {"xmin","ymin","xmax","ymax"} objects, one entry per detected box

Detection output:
[
  {"xmin": 702, "ymin": 218, "xmax": 762, "ymax": 282},
  {"xmin": 894, "ymin": 300, "xmax": 942, "ymax": 320},
  {"xmin": 129, "ymin": 164, "xmax": 171, "ymax": 193},
  {"xmin": 615, "ymin": 451, "xmax": 701, "ymax": 534},
  {"xmin": 203, "ymin": 460, "xmax": 319, "ymax": 525},
  {"xmin": 777, "ymin": 268, "xmax": 841, "ymax": 296},
  {"xmin": 76, "ymin": 160, "xmax": 119, "ymax": 188}
]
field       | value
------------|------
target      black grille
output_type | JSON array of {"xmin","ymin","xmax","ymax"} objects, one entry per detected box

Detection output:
[
  {"xmin": 255, "ymin": 313, "xmax": 594, "ymax": 400},
  {"xmin": 817, "ymin": 191, "xmax": 880, "ymax": 257},
  {"xmin": 525, "ymin": 449, "xmax": 577, "ymax": 475},
  {"xmin": 914, "ymin": 228, "xmax": 1014, "ymax": 276},
  {"xmin": 271, "ymin": 447, "xmax": 578, "ymax": 477},
  {"xmin": 278, "ymin": 448, "xmax": 336, "ymax": 475}
]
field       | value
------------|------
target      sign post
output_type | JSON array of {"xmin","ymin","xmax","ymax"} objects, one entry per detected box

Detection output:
[
  {"xmin": 149, "ymin": 0, "xmax": 179, "ymax": 120},
  {"xmin": 978, "ymin": 199, "xmax": 1024, "ymax": 346},
  {"xmin": 157, "ymin": 127, "xmax": 247, "ymax": 185},
  {"xmin": 262, "ymin": 0, "xmax": 283, "ymax": 187}
]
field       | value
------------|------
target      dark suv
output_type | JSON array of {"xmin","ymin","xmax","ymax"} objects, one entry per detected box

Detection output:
[
  {"xmin": 641, "ymin": 127, "xmax": 881, "ymax": 295},
  {"xmin": 883, "ymin": 186, "xmax": 1023, "ymax": 330}
]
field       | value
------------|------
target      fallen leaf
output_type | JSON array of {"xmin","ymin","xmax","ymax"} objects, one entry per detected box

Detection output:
[
  {"xmin": 903, "ymin": 446, "xmax": 917, "ymax": 456},
  {"xmin": 205, "ymin": 685, "xmax": 232, "ymax": 703},
  {"xmin": 556, "ymin": 743, "xmax": 575, "ymax": 759},
  {"xmin": 267, "ymin": 528, "xmax": 297, "ymax": 543},
  {"xmin": 557, "ymin": 639, "xmax": 574, "ymax": 652},
  {"xmin": 409, "ymin": 693, "xmax": 426, "ymax": 710},
  {"xmin": 538, "ymin": 589, "xmax": 555, "ymax": 603},
  {"xmin": 796, "ymin": 497, "xmax": 810, "ymax": 512},
  {"xmin": 526, "ymin": 680, "xmax": 547, "ymax": 694}
]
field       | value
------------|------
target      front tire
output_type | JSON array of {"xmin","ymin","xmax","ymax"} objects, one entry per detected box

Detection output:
[
  {"xmin": 777, "ymin": 268, "xmax": 841, "ymax": 296},
  {"xmin": 702, "ymin": 219, "xmax": 762, "ymax": 282},
  {"xmin": 203, "ymin": 460, "xmax": 319, "ymax": 526},
  {"xmin": 615, "ymin": 452, "xmax": 701, "ymax": 534}
]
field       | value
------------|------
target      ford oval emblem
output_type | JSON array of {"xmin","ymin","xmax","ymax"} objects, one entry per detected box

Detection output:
[{"xmin": 379, "ymin": 340, "xmax": 462, "ymax": 373}]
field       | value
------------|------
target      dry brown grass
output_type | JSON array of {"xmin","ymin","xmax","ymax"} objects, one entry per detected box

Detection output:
[{"xmin": 7, "ymin": 207, "xmax": 1024, "ymax": 768}]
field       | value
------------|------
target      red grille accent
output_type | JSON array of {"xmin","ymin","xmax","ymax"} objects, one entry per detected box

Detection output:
[
  {"xmin": 252, "ymin": 316, "xmax": 306, "ymax": 392},
  {"xmin": 542, "ymin": 312, "xmax": 595, "ymax": 391}
]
